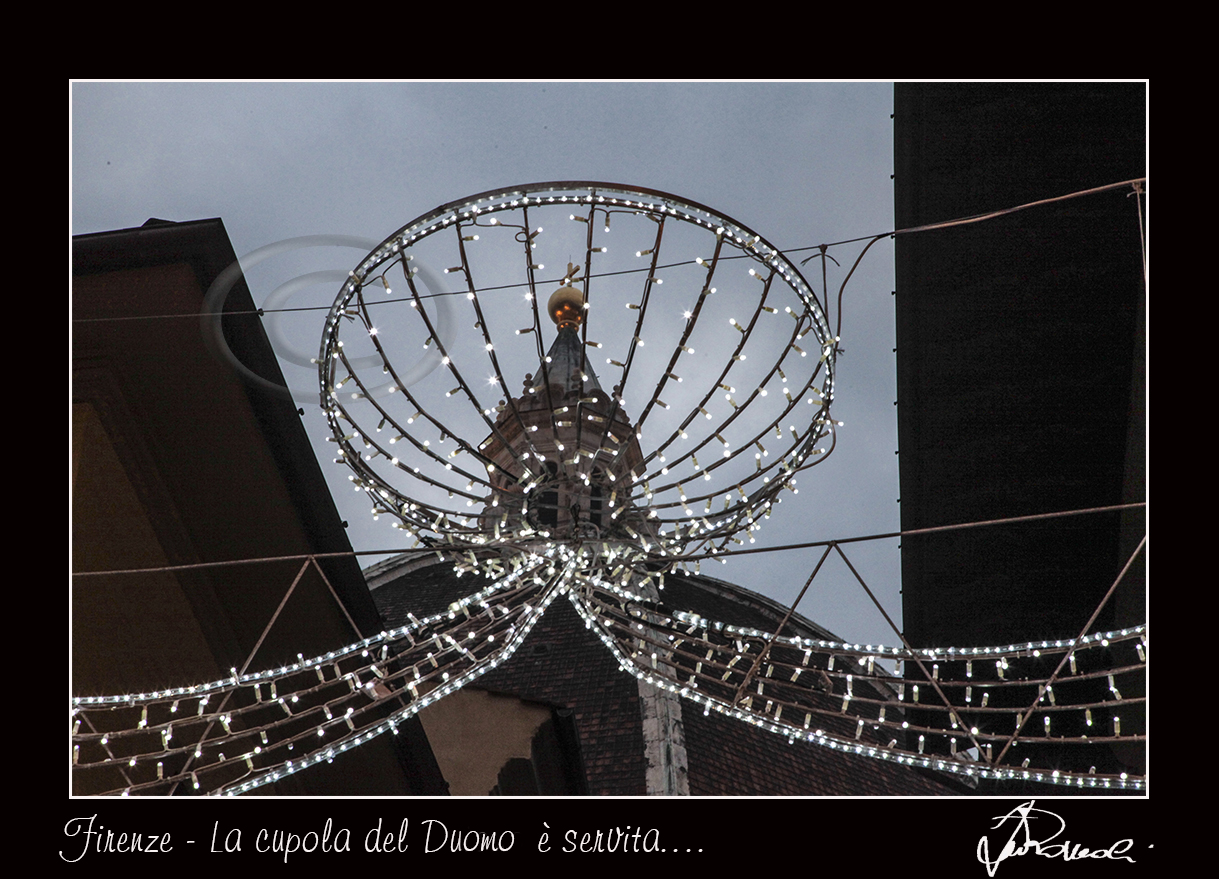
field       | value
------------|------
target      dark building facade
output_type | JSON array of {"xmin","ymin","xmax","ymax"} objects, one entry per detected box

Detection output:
[
  {"xmin": 892, "ymin": 83, "xmax": 1146, "ymax": 785},
  {"xmin": 72, "ymin": 219, "xmax": 444, "ymax": 795}
]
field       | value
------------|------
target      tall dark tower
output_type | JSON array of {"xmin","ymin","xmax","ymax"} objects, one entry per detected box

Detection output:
[{"xmin": 893, "ymin": 83, "xmax": 1146, "ymax": 786}]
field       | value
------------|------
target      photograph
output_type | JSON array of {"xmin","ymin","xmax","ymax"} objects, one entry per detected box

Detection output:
[{"xmin": 70, "ymin": 80, "xmax": 1148, "ymax": 867}]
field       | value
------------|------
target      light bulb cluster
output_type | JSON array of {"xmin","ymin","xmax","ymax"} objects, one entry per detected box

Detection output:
[{"xmin": 317, "ymin": 183, "xmax": 838, "ymax": 572}]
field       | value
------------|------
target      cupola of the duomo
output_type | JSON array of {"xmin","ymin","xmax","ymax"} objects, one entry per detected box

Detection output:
[{"xmin": 478, "ymin": 278, "xmax": 649, "ymax": 542}]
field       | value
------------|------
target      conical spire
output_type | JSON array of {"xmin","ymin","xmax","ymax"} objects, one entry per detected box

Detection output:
[{"xmin": 536, "ymin": 323, "xmax": 603, "ymax": 400}]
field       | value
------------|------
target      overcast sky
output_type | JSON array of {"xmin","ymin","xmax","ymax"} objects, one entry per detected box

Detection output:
[{"xmin": 72, "ymin": 81, "xmax": 907, "ymax": 652}]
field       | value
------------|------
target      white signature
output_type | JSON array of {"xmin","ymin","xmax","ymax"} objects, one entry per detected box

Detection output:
[{"xmin": 977, "ymin": 801, "xmax": 1136, "ymax": 876}]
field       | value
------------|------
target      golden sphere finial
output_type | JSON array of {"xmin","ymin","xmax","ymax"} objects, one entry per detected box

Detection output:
[{"xmin": 547, "ymin": 285, "xmax": 585, "ymax": 328}]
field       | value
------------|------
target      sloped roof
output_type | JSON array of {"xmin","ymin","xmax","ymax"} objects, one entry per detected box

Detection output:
[{"xmin": 72, "ymin": 218, "xmax": 442, "ymax": 795}]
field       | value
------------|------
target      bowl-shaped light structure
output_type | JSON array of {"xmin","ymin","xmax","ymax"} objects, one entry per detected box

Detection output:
[{"xmin": 318, "ymin": 182, "xmax": 838, "ymax": 565}]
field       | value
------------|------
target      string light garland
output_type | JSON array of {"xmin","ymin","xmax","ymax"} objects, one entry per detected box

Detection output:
[
  {"xmin": 72, "ymin": 180, "xmax": 1146, "ymax": 795},
  {"xmin": 73, "ymin": 523, "xmax": 1147, "ymax": 794},
  {"xmin": 71, "ymin": 548, "xmax": 1145, "ymax": 794},
  {"xmin": 73, "ymin": 554, "xmax": 563, "ymax": 795}
]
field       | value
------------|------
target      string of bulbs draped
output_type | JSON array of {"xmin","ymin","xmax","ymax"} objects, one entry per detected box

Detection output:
[{"xmin": 72, "ymin": 542, "xmax": 1145, "ymax": 795}]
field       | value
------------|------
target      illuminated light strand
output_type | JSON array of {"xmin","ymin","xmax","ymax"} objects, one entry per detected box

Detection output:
[
  {"xmin": 584, "ymin": 591, "xmax": 1142, "ymax": 717},
  {"xmin": 220, "ymin": 571, "xmax": 570, "ymax": 796},
  {"xmin": 73, "ymin": 559, "xmax": 562, "ymax": 794},
  {"xmin": 564, "ymin": 581, "xmax": 1143, "ymax": 791},
  {"xmin": 74, "ymin": 554, "xmax": 1144, "ymax": 794},
  {"xmin": 577, "ymin": 570, "xmax": 1142, "ymax": 706}
]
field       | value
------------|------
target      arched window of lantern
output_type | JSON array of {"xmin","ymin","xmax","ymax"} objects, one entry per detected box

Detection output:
[
  {"xmin": 538, "ymin": 461, "xmax": 559, "ymax": 528},
  {"xmin": 589, "ymin": 468, "xmax": 606, "ymax": 529}
]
